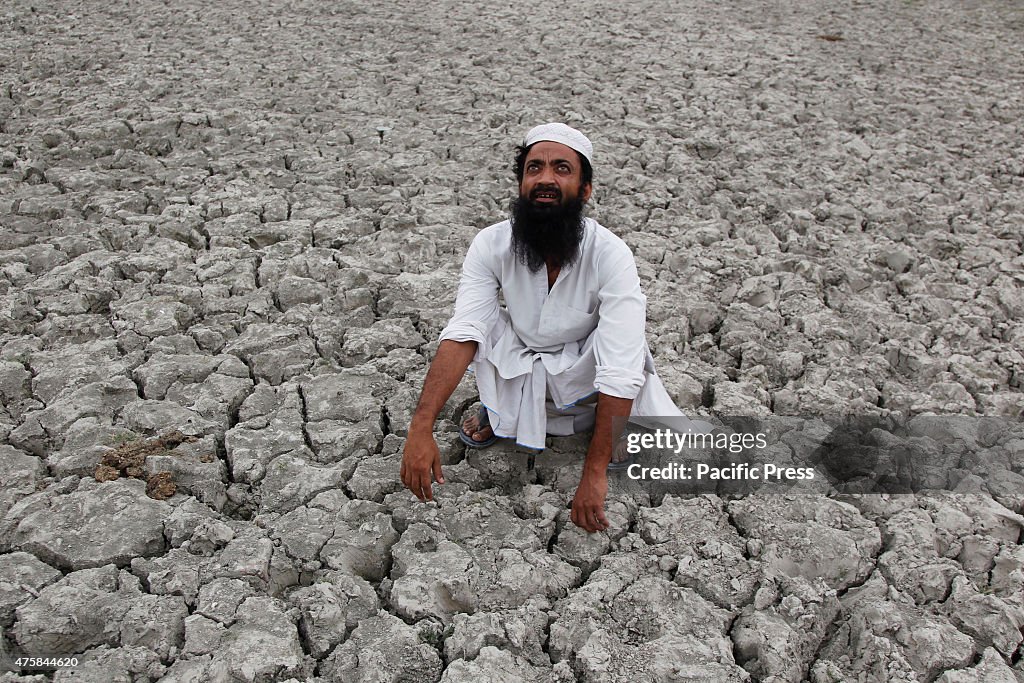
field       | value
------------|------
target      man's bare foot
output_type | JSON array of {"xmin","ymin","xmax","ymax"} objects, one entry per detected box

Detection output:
[
  {"xmin": 461, "ymin": 411, "xmax": 494, "ymax": 443},
  {"xmin": 606, "ymin": 434, "xmax": 635, "ymax": 470},
  {"xmin": 611, "ymin": 436, "xmax": 631, "ymax": 464}
]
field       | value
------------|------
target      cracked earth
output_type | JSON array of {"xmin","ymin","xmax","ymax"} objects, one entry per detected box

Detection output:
[{"xmin": 1, "ymin": 0, "xmax": 1023, "ymax": 681}]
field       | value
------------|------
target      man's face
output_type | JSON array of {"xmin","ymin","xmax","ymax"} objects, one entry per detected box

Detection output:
[
  {"xmin": 519, "ymin": 141, "xmax": 592, "ymax": 208},
  {"xmin": 509, "ymin": 141, "xmax": 591, "ymax": 272}
]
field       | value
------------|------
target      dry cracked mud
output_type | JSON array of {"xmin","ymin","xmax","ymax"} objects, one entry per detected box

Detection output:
[{"xmin": 1, "ymin": 0, "xmax": 1023, "ymax": 681}]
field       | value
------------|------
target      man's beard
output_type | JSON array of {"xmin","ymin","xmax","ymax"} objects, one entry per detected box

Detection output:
[{"xmin": 509, "ymin": 194, "xmax": 586, "ymax": 273}]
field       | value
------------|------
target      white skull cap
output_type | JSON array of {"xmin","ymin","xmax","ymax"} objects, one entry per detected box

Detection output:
[{"xmin": 523, "ymin": 123, "xmax": 593, "ymax": 166}]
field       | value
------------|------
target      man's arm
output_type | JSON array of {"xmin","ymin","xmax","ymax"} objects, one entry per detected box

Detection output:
[
  {"xmin": 403, "ymin": 226, "xmax": 500, "ymax": 501},
  {"xmin": 572, "ymin": 240, "xmax": 648, "ymax": 533},
  {"xmin": 400, "ymin": 339, "xmax": 478, "ymax": 502},
  {"xmin": 572, "ymin": 392, "xmax": 632, "ymax": 532}
]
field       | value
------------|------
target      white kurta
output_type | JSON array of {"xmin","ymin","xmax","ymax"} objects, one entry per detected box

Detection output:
[{"xmin": 439, "ymin": 217, "xmax": 705, "ymax": 449}]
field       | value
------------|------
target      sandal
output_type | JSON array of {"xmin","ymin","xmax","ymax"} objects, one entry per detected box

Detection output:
[{"xmin": 460, "ymin": 406, "xmax": 499, "ymax": 448}]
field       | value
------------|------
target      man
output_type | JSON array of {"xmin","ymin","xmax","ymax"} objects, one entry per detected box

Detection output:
[{"xmin": 401, "ymin": 123, "xmax": 702, "ymax": 533}]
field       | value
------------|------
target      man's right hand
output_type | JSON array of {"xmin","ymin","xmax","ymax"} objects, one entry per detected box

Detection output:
[
  {"xmin": 400, "ymin": 339, "xmax": 476, "ymax": 502},
  {"xmin": 401, "ymin": 429, "xmax": 444, "ymax": 502}
]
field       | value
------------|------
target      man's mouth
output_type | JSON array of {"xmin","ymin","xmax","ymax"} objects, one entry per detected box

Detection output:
[{"xmin": 531, "ymin": 189, "xmax": 560, "ymax": 203}]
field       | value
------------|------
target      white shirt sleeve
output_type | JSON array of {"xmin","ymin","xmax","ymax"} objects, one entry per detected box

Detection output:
[
  {"xmin": 438, "ymin": 230, "xmax": 501, "ymax": 361},
  {"xmin": 592, "ymin": 246, "xmax": 648, "ymax": 400}
]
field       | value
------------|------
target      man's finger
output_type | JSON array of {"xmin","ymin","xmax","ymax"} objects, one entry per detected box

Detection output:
[
  {"xmin": 420, "ymin": 473, "xmax": 434, "ymax": 502},
  {"xmin": 402, "ymin": 460, "xmax": 418, "ymax": 497},
  {"xmin": 410, "ymin": 471, "xmax": 425, "ymax": 501},
  {"xmin": 432, "ymin": 458, "xmax": 444, "ymax": 486},
  {"xmin": 578, "ymin": 506, "xmax": 594, "ymax": 533}
]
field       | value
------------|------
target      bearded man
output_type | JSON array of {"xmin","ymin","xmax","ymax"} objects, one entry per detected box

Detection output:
[{"xmin": 401, "ymin": 123, "xmax": 705, "ymax": 532}]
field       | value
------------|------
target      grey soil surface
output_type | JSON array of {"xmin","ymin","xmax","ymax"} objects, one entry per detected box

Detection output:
[{"xmin": 1, "ymin": 0, "xmax": 1023, "ymax": 681}]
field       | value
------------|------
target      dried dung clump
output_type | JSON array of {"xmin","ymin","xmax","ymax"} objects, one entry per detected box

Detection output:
[
  {"xmin": 145, "ymin": 472, "xmax": 177, "ymax": 500},
  {"xmin": 93, "ymin": 430, "xmax": 196, "ymax": 500}
]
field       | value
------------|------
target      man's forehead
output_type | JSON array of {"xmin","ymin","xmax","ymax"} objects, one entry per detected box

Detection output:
[
  {"xmin": 524, "ymin": 141, "xmax": 581, "ymax": 164},
  {"xmin": 522, "ymin": 122, "xmax": 593, "ymax": 165}
]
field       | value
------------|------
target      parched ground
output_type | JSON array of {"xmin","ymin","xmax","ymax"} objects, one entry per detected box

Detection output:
[{"xmin": 1, "ymin": 0, "xmax": 1023, "ymax": 681}]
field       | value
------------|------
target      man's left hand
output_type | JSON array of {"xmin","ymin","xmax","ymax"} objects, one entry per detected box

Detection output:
[{"xmin": 571, "ymin": 469, "xmax": 609, "ymax": 533}]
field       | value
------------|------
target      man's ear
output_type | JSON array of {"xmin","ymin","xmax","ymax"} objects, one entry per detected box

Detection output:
[{"xmin": 582, "ymin": 182, "xmax": 592, "ymax": 202}]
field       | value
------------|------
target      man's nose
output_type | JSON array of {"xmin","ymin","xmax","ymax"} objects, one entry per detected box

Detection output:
[{"xmin": 537, "ymin": 166, "xmax": 557, "ymax": 184}]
